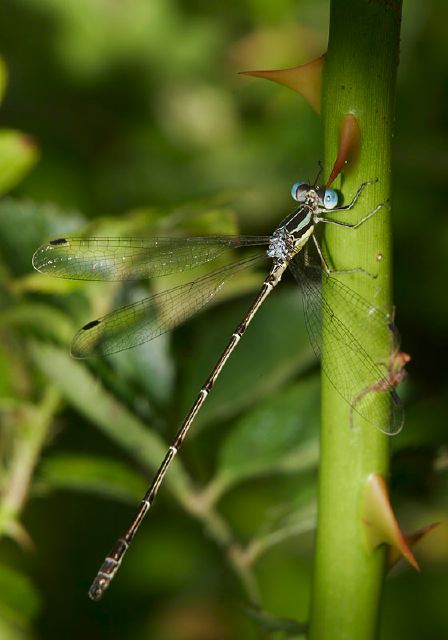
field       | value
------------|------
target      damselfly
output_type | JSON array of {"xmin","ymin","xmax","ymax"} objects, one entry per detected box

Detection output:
[{"xmin": 32, "ymin": 178, "xmax": 404, "ymax": 600}]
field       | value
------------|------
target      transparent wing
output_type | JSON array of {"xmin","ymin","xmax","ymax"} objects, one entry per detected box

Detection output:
[
  {"xmin": 32, "ymin": 235, "xmax": 270, "ymax": 281},
  {"xmin": 289, "ymin": 255, "xmax": 404, "ymax": 435},
  {"xmin": 71, "ymin": 255, "xmax": 263, "ymax": 358}
]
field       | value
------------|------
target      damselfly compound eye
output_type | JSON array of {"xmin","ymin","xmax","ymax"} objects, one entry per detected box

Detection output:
[
  {"xmin": 323, "ymin": 188, "xmax": 338, "ymax": 210},
  {"xmin": 291, "ymin": 181, "xmax": 309, "ymax": 202}
]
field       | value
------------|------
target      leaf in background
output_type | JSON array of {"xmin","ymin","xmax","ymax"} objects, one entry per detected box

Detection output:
[
  {"xmin": 0, "ymin": 565, "xmax": 40, "ymax": 629},
  {"xmin": 180, "ymin": 288, "xmax": 315, "ymax": 429},
  {"xmin": 215, "ymin": 376, "xmax": 320, "ymax": 491},
  {"xmin": 391, "ymin": 391, "xmax": 448, "ymax": 450},
  {"xmin": 244, "ymin": 485, "xmax": 317, "ymax": 565},
  {"xmin": 123, "ymin": 524, "xmax": 206, "ymax": 593},
  {"xmin": 0, "ymin": 303, "xmax": 75, "ymax": 344},
  {"xmin": 110, "ymin": 330, "xmax": 175, "ymax": 405},
  {"xmin": 13, "ymin": 272, "xmax": 85, "ymax": 297},
  {"xmin": 0, "ymin": 618, "xmax": 27, "ymax": 640},
  {"xmin": 37, "ymin": 454, "xmax": 147, "ymax": 503},
  {"xmin": 155, "ymin": 197, "xmax": 241, "ymax": 237},
  {"xmin": 257, "ymin": 481, "xmax": 317, "ymax": 540},
  {"xmin": 29, "ymin": 341, "xmax": 192, "ymax": 501},
  {"xmin": 0, "ymin": 199, "xmax": 84, "ymax": 277},
  {"xmin": 243, "ymin": 605, "xmax": 307, "ymax": 637},
  {"xmin": 21, "ymin": 0, "xmax": 179, "ymax": 79},
  {"xmin": 0, "ymin": 57, "xmax": 7, "ymax": 105},
  {"xmin": 0, "ymin": 334, "xmax": 40, "ymax": 398},
  {"xmin": 0, "ymin": 341, "xmax": 16, "ymax": 396},
  {"xmin": 0, "ymin": 131, "xmax": 39, "ymax": 197}
]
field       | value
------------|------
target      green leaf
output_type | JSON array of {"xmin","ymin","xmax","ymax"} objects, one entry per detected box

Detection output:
[
  {"xmin": 243, "ymin": 605, "xmax": 307, "ymax": 637},
  {"xmin": 216, "ymin": 376, "xmax": 320, "ymax": 490},
  {"xmin": 164, "ymin": 203, "xmax": 240, "ymax": 237},
  {"xmin": 0, "ymin": 57, "xmax": 7, "ymax": 105},
  {"xmin": 0, "ymin": 342, "xmax": 15, "ymax": 396},
  {"xmin": 0, "ymin": 618, "xmax": 28, "ymax": 640},
  {"xmin": 179, "ymin": 287, "xmax": 315, "ymax": 428},
  {"xmin": 0, "ymin": 303, "xmax": 75, "ymax": 344},
  {"xmin": 123, "ymin": 525, "xmax": 205, "ymax": 593},
  {"xmin": 0, "ymin": 131, "xmax": 39, "ymax": 196},
  {"xmin": 29, "ymin": 341, "xmax": 191, "ymax": 502},
  {"xmin": 0, "ymin": 565, "xmax": 41, "ymax": 628},
  {"xmin": 37, "ymin": 454, "xmax": 147, "ymax": 503},
  {"xmin": 22, "ymin": 0, "xmax": 179, "ymax": 79},
  {"xmin": 392, "ymin": 391, "xmax": 448, "ymax": 450},
  {"xmin": 0, "ymin": 199, "xmax": 84, "ymax": 277},
  {"xmin": 246, "ymin": 488, "xmax": 317, "ymax": 564},
  {"xmin": 109, "ymin": 330, "xmax": 175, "ymax": 405}
]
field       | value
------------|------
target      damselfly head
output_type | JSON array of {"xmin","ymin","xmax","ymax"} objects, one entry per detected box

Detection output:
[
  {"xmin": 290, "ymin": 181, "xmax": 339, "ymax": 210},
  {"xmin": 290, "ymin": 181, "xmax": 309, "ymax": 202},
  {"xmin": 310, "ymin": 185, "xmax": 339, "ymax": 210}
]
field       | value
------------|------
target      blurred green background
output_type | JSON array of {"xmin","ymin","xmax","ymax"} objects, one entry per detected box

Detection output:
[{"xmin": 0, "ymin": 1, "xmax": 447, "ymax": 638}]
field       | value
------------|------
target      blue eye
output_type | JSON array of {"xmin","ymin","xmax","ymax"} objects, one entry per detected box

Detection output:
[
  {"xmin": 291, "ymin": 181, "xmax": 308, "ymax": 202},
  {"xmin": 323, "ymin": 188, "xmax": 338, "ymax": 210}
]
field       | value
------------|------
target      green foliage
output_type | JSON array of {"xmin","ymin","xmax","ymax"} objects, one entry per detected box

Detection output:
[
  {"xmin": 217, "ymin": 378, "xmax": 319, "ymax": 488},
  {"xmin": 244, "ymin": 604, "xmax": 307, "ymax": 637},
  {"xmin": 0, "ymin": 565, "xmax": 40, "ymax": 630},
  {"xmin": 0, "ymin": 132, "xmax": 38, "ymax": 197},
  {"xmin": 0, "ymin": 57, "xmax": 7, "ymax": 104},
  {"xmin": 0, "ymin": 199, "xmax": 83, "ymax": 277},
  {"xmin": 29, "ymin": 342, "xmax": 191, "ymax": 493},
  {"xmin": 0, "ymin": 60, "xmax": 38, "ymax": 197},
  {"xmin": 37, "ymin": 453, "xmax": 148, "ymax": 502}
]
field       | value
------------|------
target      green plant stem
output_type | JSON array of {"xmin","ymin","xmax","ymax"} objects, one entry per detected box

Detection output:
[
  {"xmin": 309, "ymin": 2, "xmax": 402, "ymax": 639},
  {"xmin": 0, "ymin": 386, "xmax": 60, "ymax": 542}
]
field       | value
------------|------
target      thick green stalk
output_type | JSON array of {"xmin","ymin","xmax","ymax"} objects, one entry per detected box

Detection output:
[{"xmin": 309, "ymin": 2, "xmax": 402, "ymax": 639}]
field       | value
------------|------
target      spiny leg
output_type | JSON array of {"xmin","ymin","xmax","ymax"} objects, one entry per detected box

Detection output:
[
  {"xmin": 317, "ymin": 201, "xmax": 386, "ymax": 230},
  {"xmin": 330, "ymin": 178, "xmax": 379, "ymax": 212},
  {"xmin": 312, "ymin": 235, "xmax": 376, "ymax": 279}
]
